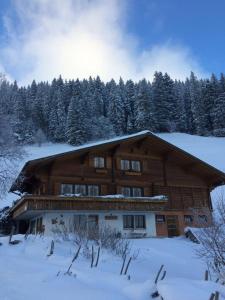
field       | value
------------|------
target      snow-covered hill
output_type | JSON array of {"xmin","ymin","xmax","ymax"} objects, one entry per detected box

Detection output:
[
  {"xmin": 1, "ymin": 133, "xmax": 225, "ymax": 300},
  {"xmin": 2, "ymin": 132, "xmax": 225, "ymax": 209}
]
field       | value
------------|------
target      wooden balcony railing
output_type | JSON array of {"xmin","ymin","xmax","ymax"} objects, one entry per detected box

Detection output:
[{"xmin": 11, "ymin": 194, "xmax": 168, "ymax": 219}]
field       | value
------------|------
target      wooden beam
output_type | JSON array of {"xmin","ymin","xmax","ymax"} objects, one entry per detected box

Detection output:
[{"xmin": 80, "ymin": 152, "xmax": 89, "ymax": 165}]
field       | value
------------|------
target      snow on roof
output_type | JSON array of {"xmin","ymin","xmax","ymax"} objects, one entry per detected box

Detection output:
[{"xmin": 27, "ymin": 130, "xmax": 152, "ymax": 163}]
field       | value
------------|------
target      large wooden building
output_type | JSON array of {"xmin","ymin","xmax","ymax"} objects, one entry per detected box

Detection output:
[{"xmin": 10, "ymin": 131, "xmax": 225, "ymax": 237}]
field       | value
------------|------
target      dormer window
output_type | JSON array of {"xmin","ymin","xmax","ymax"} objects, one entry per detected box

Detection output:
[
  {"xmin": 120, "ymin": 159, "xmax": 141, "ymax": 172},
  {"xmin": 94, "ymin": 156, "xmax": 105, "ymax": 168}
]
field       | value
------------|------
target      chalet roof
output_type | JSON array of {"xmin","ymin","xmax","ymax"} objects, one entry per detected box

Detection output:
[{"xmin": 10, "ymin": 130, "xmax": 225, "ymax": 192}]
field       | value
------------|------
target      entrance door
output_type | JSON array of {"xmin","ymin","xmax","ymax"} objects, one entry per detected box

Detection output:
[{"xmin": 166, "ymin": 216, "xmax": 179, "ymax": 237}]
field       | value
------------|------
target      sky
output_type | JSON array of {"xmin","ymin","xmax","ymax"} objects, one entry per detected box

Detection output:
[{"xmin": 0, "ymin": 0, "xmax": 224, "ymax": 85}]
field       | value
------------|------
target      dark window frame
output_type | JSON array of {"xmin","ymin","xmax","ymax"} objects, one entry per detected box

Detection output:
[
  {"xmin": 184, "ymin": 215, "xmax": 193, "ymax": 223},
  {"xmin": 123, "ymin": 215, "xmax": 146, "ymax": 229},
  {"xmin": 121, "ymin": 186, "xmax": 143, "ymax": 197},
  {"xmin": 198, "ymin": 215, "xmax": 208, "ymax": 223},
  {"xmin": 120, "ymin": 159, "xmax": 141, "ymax": 172},
  {"xmin": 61, "ymin": 183, "xmax": 100, "ymax": 196}
]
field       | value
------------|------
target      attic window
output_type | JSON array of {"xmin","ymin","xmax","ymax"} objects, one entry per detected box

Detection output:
[{"xmin": 94, "ymin": 157, "xmax": 105, "ymax": 168}]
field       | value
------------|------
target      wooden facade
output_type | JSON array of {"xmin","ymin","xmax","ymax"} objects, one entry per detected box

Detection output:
[{"xmin": 10, "ymin": 131, "xmax": 225, "ymax": 237}]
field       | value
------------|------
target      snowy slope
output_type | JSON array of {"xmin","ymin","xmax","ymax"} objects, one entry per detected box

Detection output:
[
  {"xmin": 2, "ymin": 132, "xmax": 225, "ymax": 209},
  {"xmin": 0, "ymin": 235, "xmax": 224, "ymax": 300}
]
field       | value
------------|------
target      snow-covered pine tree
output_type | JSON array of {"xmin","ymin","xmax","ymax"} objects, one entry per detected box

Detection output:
[
  {"xmin": 201, "ymin": 74, "xmax": 219, "ymax": 134},
  {"xmin": 152, "ymin": 72, "xmax": 177, "ymax": 132},
  {"xmin": 189, "ymin": 72, "xmax": 207, "ymax": 135},
  {"xmin": 107, "ymin": 81, "xmax": 125, "ymax": 136},
  {"xmin": 125, "ymin": 79, "xmax": 136, "ymax": 133},
  {"xmin": 66, "ymin": 80, "xmax": 88, "ymax": 145},
  {"xmin": 134, "ymin": 79, "xmax": 156, "ymax": 132},
  {"xmin": 212, "ymin": 92, "xmax": 225, "ymax": 136}
]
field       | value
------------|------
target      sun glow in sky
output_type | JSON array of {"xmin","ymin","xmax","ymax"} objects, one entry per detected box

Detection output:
[{"xmin": 0, "ymin": 0, "xmax": 224, "ymax": 85}]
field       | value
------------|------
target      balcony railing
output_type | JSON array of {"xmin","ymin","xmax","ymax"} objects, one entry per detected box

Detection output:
[{"xmin": 11, "ymin": 194, "xmax": 168, "ymax": 219}]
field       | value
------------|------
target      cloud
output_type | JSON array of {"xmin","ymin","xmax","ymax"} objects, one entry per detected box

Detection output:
[{"xmin": 1, "ymin": 0, "xmax": 208, "ymax": 85}]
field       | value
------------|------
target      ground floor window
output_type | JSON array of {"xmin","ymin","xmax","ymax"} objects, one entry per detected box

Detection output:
[
  {"xmin": 198, "ymin": 215, "xmax": 208, "ymax": 223},
  {"xmin": 73, "ymin": 214, "xmax": 99, "ymax": 232},
  {"xmin": 123, "ymin": 215, "xmax": 146, "ymax": 229},
  {"xmin": 184, "ymin": 215, "xmax": 193, "ymax": 223},
  {"xmin": 155, "ymin": 215, "xmax": 165, "ymax": 223}
]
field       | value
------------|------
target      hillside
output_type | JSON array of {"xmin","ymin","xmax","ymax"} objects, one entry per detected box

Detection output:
[
  {"xmin": 1, "ymin": 133, "xmax": 225, "ymax": 299},
  {"xmin": 2, "ymin": 132, "xmax": 225, "ymax": 209}
]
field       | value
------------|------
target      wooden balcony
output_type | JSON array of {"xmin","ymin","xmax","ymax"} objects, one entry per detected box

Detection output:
[{"xmin": 11, "ymin": 194, "xmax": 168, "ymax": 219}]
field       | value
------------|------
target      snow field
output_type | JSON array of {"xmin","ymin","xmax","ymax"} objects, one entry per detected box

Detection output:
[{"xmin": 0, "ymin": 235, "xmax": 224, "ymax": 300}]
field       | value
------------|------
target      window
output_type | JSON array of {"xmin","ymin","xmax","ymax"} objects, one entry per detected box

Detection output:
[
  {"xmin": 74, "ymin": 215, "xmax": 87, "ymax": 230},
  {"xmin": 184, "ymin": 215, "xmax": 193, "ymax": 223},
  {"xmin": 121, "ymin": 186, "xmax": 143, "ymax": 197},
  {"xmin": 135, "ymin": 215, "xmax": 146, "ymax": 229},
  {"xmin": 121, "ymin": 187, "xmax": 131, "ymax": 197},
  {"xmin": 132, "ymin": 187, "xmax": 143, "ymax": 197},
  {"xmin": 61, "ymin": 184, "xmax": 73, "ymax": 195},
  {"xmin": 61, "ymin": 184, "xmax": 100, "ymax": 196},
  {"xmin": 94, "ymin": 157, "xmax": 105, "ymax": 168},
  {"xmin": 155, "ymin": 215, "xmax": 165, "ymax": 223},
  {"xmin": 121, "ymin": 159, "xmax": 141, "ymax": 172},
  {"xmin": 74, "ymin": 184, "xmax": 86, "ymax": 196},
  {"xmin": 123, "ymin": 215, "xmax": 146, "ymax": 229},
  {"xmin": 123, "ymin": 215, "xmax": 134, "ymax": 229},
  {"xmin": 198, "ymin": 215, "xmax": 208, "ymax": 223},
  {"xmin": 88, "ymin": 185, "xmax": 99, "ymax": 196},
  {"xmin": 121, "ymin": 159, "xmax": 130, "ymax": 170},
  {"xmin": 131, "ymin": 160, "xmax": 141, "ymax": 172}
]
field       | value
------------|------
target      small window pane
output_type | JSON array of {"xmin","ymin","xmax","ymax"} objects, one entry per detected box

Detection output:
[
  {"xmin": 74, "ymin": 215, "xmax": 87, "ymax": 231},
  {"xmin": 123, "ymin": 215, "xmax": 134, "ymax": 229},
  {"xmin": 61, "ymin": 184, "xmax": 73, "ymax": 195},
  {"xmin": 184, "ymin": 215, "xmax": 193, "ymax": 223},
  {"xmin": 132, "ymin": 187, "xmax": 143, "ymax": 197},
  {"xmin": 121, "ymin": 187, "xmax": 131, "ymax": 197},
  {"xmin": 198, "ymin": 215, "xmax": 207, "ymax": 223},
  {"xmin": 121, "ymin": 159, "xmax": 130, "ymax": 170},
  {"xmin": 94, "ymin": 157, "xmax": 105, "ymax": 168},
  {"xmin": 135, "ymin": 215, "xmax": 146, "ymax": 229},
  {"xmin": 74, "ymin": 184, "xmax": 86, "ymax": 196},
  {"xmin": 88, "ymin": 185, "xmax": 99, "ymax": 196},
  {"xmin": 156, "ymin": 215, "xmax": 165, "ymax": 223},
  {"xmin": 131, "ymin": 160, "xmax": 141, "ymax": 172}
]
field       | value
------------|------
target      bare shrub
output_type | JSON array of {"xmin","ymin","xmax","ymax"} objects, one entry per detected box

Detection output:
[{"xmin": 196, "ymin": 192, "xmax": 225, "ymax": 282}]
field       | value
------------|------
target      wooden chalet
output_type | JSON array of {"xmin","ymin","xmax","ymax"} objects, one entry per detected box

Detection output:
[{"xmin": 9, "ymin": 131, "xmax": 225, "ymax": 237}]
